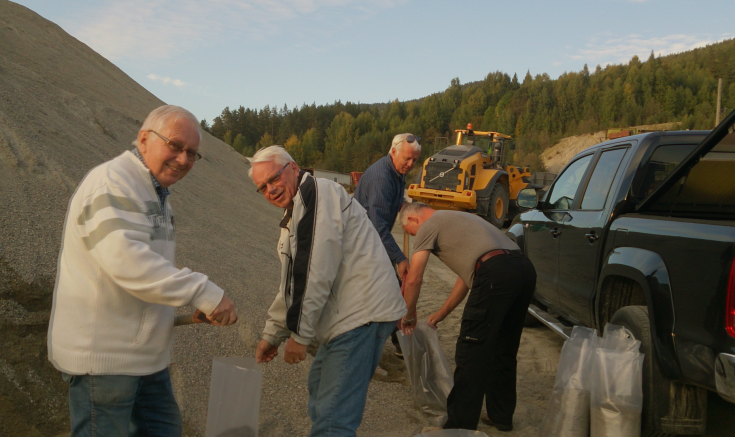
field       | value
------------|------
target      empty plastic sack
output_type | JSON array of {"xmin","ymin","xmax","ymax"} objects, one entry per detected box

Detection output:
[
  {"xmin": 590, "ymin": 323, "xmax": 644, "ymax": 437},
  {"xmin": 397, "ymin": 322, "xmax": 454, "ymax": 427},
  {"xmin": 205, "ymin": 357, "xmax": 263, "ymax": 437},
  {"xmin": 540, "ymin": 326, "xmax": 598, "ymax": 437}
]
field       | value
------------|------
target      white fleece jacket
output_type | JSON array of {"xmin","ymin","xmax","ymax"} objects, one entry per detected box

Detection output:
[{"xmin": 48, "ymin": 151, "xmax": 224, "ymax": 376}]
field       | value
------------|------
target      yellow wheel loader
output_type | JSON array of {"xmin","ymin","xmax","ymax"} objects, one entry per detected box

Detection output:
[{"xmin": 407, "ymin": 124, "xmax": 553, "ymax": 228}]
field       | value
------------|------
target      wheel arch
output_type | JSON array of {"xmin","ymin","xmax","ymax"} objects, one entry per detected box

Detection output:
[
  {"xmin": 597, "ymin": 247, "xmax": 681, "ymax": 379},
  {"xmin": 475, "ymin": 170, "xmax": 508, "ymax": 197},
  {"xmin": 506, "ymin": 222, "xmax": 526, "ymax": 253}
]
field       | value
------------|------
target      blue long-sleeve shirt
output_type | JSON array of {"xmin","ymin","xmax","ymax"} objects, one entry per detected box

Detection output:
[{"xmin": 353, "ymin": 155, "xmax": 407, "ymax": 265}]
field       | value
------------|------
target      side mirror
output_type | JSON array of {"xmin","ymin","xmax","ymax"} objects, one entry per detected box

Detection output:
[{"xmin": 517, "ymin": 188, "xmax": 538, "ymax": 209}]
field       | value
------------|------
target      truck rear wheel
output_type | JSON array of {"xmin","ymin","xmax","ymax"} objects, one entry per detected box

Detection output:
[
  {"xmin": 610, "ymin": 306, "xmax": 707, "ymax": 437},
  {"xmin": 484, "ymin": 183, "xmax": 508, "ymax": 229}
]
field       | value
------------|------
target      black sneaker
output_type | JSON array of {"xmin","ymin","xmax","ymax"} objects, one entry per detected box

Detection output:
[
  {"xmin": 480, "ymin": 413, "xmax": 512, "ymax": 432},
  {"xmin": 394, "ymin": 343, "xmax": 404, "ymax": 359}
]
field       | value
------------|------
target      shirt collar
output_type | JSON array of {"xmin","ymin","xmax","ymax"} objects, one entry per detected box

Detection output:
[{"xmin": 131, "ymin": 148, "xmax": 170, "ymax": 197}]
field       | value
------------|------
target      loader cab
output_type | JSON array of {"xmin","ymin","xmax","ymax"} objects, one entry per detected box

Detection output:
[{"xmin": 456, "ymin": 125, "xmax": 513, "ymax": 169}]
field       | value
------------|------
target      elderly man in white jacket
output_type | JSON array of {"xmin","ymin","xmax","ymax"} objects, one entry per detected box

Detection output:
[
  {"xmin": 47, "ymin": 105, "xmax": 237, "ymax": 437},
  {"xmin": 252, "ymin": 146, "xmax": 406, "ymax": 437}
]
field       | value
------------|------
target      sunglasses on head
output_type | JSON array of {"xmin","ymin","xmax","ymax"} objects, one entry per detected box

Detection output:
[{"xmin": 405, "ymin": 135, "xmax": 421, "ymax": 143}]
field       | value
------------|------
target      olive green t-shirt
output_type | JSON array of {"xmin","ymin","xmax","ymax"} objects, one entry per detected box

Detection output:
[{"xmin": 412, "ymin": 210, "xmax": 519, "ymax": 286}]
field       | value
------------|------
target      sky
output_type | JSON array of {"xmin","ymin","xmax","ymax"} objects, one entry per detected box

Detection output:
[{"xmin": 12, "ymin": 0, "xmax": 735, "ymax": 124}]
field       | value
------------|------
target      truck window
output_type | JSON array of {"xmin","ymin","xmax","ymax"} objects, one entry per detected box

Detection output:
[
  {"xmin": 546, "ymin": 154, "xmax": 593, "ymax": 210},
  {"xmin": 580, "ymin": 148, "xmax": 628, "ymax": 210},
  {"xmin": 638, "ymin": 144, "xmax": 697, "ymax": 198},
  {"xmin": 647, "ymin": 132, "xmax": 735, "ymax": 218}
]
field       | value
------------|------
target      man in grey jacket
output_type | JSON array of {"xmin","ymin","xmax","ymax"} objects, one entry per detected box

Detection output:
[{"xmin": 252, "ymin": 146, "xmax": 406, "ymax": 436}]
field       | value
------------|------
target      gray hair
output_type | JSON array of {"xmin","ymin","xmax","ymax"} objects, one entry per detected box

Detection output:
[
  {"xmin": 247, "ymin": 145, "xmax": 295, "ymax": 179},
  {"xmin": 132, "ymin": 105, "xmax": 201, "ymax": 147},
  {"xmin": 390, "ymin": 133, "xmax": 422, "ymax": 154},
  {"xmin": 398, "ymin": 202, "xmax": 431, "ymax": 226}
]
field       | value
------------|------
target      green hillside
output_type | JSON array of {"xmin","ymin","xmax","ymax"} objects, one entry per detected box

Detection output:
[{"xmin": 204, "ymin": 38, "xmax": 735, "ymax": 173}]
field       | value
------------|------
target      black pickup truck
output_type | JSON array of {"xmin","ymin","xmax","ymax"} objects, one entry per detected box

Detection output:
[{"xmin": 507, "ymin": 111, "xmax": 735, "ymax": 436}]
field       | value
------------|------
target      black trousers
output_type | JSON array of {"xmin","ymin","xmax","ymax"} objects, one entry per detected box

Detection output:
[{"xmin": 444, "ymin": 251, "xmax": 536, "ymax": 430}]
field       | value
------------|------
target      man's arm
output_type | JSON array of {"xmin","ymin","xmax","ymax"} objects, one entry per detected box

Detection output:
[
  {"xmin": 80, "ymin": 185, "xmax": 225, "ymax": 316},
  {"xmin": 401, "ymin": 249, "xmax": 431, "ymax": 334},
  {"xmin": 427, "ymin": 276, "xmax": 470, "ymax": 328},
  {"xmin": 360, "ymin": 175, "xmax": 407, "ymax": 265},
  {"xmin": 257, "ymin": 289, "xmax": 292, "ymax": 364}
]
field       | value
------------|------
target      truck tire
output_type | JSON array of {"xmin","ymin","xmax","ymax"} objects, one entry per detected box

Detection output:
[
  {"xmin": 484, "ymin": 183, "xmax": 508, "ymax": 229},
  {"xmin": 610, "ymin": 306, "xmax": 706, "ymax": 437}
]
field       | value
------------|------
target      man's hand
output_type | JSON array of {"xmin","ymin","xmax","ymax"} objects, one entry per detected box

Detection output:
[
  {"xmin": 256, "ymin": 339, "xmax": 278, "ymax": 364},
  {"xmin": 427, "ymin": 310, "xmax": 447, "ymax": 328},
  {"xmin": 208, "ymin": 296, "xmax": 237, "ymax": 326},
  {"xmin": 397, "ymin": 260, "xmax": 409, "ymax": 281},
  {"xmin": 284, "ymin": 338, "xmax": 307, "ymax": 365},
  {"xmin": 400, "ymin": 315, "xmax": 417, "ymax": 335}
]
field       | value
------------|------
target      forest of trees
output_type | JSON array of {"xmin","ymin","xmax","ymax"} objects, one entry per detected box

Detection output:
[{"xmin": 202, "ymin": 38, "xmax": 735, "ymax": 174}]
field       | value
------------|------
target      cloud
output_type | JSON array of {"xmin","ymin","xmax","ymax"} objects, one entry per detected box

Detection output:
[
  {"xmin": 570, "ymin": 33, "xmax": 731, "ymax": 66},
  {"xmin": 147, "ymin": 74, "xmax": 187, "ymax": 87},
  {"xmin": 65, "ymin": 0, "xmax": 403, "ymax": 61}
]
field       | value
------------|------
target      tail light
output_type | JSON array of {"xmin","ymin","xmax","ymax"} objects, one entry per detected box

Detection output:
[{"xmin": 727, "ymin": 257, "xmax": 735, "ymax": 338}]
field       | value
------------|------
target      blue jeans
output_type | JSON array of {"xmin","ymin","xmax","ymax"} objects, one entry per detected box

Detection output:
[
  {"xmin": 62, "ymin": 367, "xmax": 182, "ymax": 437},
  {"xmin": 308, "ymin": 321, "xmax": 396, "ymax": 436}
]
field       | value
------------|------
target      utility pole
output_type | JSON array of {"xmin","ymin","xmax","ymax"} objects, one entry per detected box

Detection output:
[{"xmin": 716, "ymin": 78, "xmax": 723, "ymax": 126}]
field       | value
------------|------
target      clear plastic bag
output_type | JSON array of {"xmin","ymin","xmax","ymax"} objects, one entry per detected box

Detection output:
[
  {"xmin": 397, "ymin": 322, "xmax": 454, "ymax": 427},
  {"xmin": 540, "ymin": 326, "xmax": 597, "ymax": 437},
  {"xmin": 589, "ymin": 323, "xmax": 644, "ymax": 437},
  {"xmin": 205, "ymin": 357, "xmax": 262, "ymax": 437}
]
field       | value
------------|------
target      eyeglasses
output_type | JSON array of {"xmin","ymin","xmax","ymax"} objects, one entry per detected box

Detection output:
[
  {"xmin": 148, "ymin": 130, "xmax": 202, "ymax": 162},
  {"xmin": 405, "ymin": 135, "xmax": 421, "ymax": 143},
  {"xmin": 256, "ymin": 163, "xmax": 290, "ymax": 194}
]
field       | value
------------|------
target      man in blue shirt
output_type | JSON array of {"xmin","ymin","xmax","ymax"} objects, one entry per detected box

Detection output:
[{"xmin": 353, "ymin": 133, "xmax": 421, "ymax": 356}]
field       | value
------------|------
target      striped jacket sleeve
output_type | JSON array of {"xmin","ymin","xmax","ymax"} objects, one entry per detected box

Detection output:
[
  {"xmin": 76, "ymin": 182, "xmax": 224, "ymax": 314},
  {"xmin": 286, "ymin": 177, "xmax": 344, "ymax": 345}
]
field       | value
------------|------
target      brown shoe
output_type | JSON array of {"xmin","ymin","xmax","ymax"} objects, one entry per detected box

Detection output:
[{"xmin": 480, "ymin": 413, "xmax": 513, "ymax": 432}]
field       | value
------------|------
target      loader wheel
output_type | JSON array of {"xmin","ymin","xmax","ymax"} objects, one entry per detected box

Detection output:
[
  {"xmin": 484, "ymin": 183, "xmax": 508, "ymax": 229},
  {"xmin": 610, "ymin": 306, "xmax": 706, "ymax": 437}
]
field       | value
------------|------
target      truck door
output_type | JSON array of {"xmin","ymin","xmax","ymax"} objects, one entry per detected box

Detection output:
[
  {"xmin": 525, "ymin": 154, "xmax": 594, "ymax": 310},
  {"xmin": 556, "ymin": 147, "xmax": 629, "ymax": 325}
]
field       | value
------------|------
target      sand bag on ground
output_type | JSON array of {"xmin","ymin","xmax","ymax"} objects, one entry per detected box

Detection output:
[
  {"xmin": 206, "ymin": 357, "xmax": 262, "ymax": 437},
  {"xmin": 397, "ymin": 322, "xmax": 454, "ymax": 427},
  {"xmin": 589, "ymin": 324, "xmax": 644, "ymax": 437},
  {"xmin": 540, "ymin": 326, "xmax": 597, "ymax": 437},
  {"xmin": 414, "ymin": 430, "xmax": 488, "ymax": 437}
]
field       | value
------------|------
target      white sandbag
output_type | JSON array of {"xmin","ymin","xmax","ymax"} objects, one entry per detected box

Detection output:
[
  {"xmin": 540, "ymin": 326, "xmax": 597, "ymax": 437},
  {"xmin": 397, "ymin": 322, "xmax": 454, "ymax": 427},
  {"xmin": 589, "ymin": 324, "xmax": 644, "ymax": 437}
]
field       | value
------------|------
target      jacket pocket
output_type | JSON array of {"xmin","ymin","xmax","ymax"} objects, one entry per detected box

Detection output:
[
  {"xmin": 132, "ymin": 307, "xmax": 157, "ymax": 349},
  {"xmin": 459, "ymin": 306, "xmax": 489, "ymax": 344}
]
